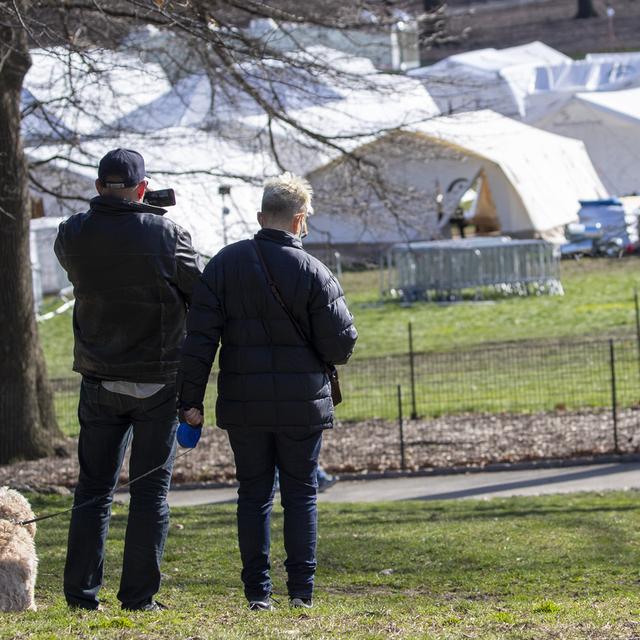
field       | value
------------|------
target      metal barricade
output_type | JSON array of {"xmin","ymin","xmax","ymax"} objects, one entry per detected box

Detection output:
[{"xmin": 390, "ymin": 238, "xmax": 562, "ymax": 300}]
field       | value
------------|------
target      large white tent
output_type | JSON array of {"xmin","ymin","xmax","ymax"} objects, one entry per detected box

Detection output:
[
  {"xmin": 24, "ymin": 48, "xmax": 171, "ymax": 138},
  {"xmin": 533, "ymin": 87, "xmax": 640, "ymax": 196},
  {"xmin": 30, "ymin": 217, "xmax": 70, "ymax": 297},
  {"xmin": 236, "ymin": 47, "xmax": 440, "ymax": 177},
  {"xmin": 409, "ymin": 42, "xmax": 570, "ymax": 119},
  {"xmin": 531, "ymin": 53, "xmax": 640, "ymax": 95},
  {"xmin": 112, "ymin": 45, "xmax": 439, "ymax": 166},
  {"xmin": 524, "ymin": 52, "xmax": 640, "ymax": 123},
  {"xmin": 114, "ymin": 63, "xmax": 344, "ymax": 133},
  {"xmin": 26, "ymin": 44, "xmax": 438, "ymax": 251},
  {"xmin": 306, "ymin": 110, "xmax": 608, "ymax": 248},
  {"xmin": 409, "ymin": 43, "xmax": 640, "ymax": 124},
  {"xmin": 21, "ymin": 88, "xmax": 74, "ymax": 145},
  {"xmin": 27, "ymin": 45, "xmax": 439, "ymax": 260}
]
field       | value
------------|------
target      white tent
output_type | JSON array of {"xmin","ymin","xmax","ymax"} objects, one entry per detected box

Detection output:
[
  {"xmin": 113, "ymin": 45, "xmax": 438, "ymax": 160},
  {"xmin": 306, "ymin": 110, "xmax": 608, "ymax": 246},
  {"xmin": 237, "ymin": 46, "xmax": 440, "ymax": 176},
  {"xmin": 533, "ymin": 87, "xmax": 640, "ymax": 196},
  {"xmin": 30, "ymin": 217, "xmax": 70, "ymax": 295},
  {"xmin": 523, "ymin": 53, "xmax": 640, "ymax": 123},
  {"xmin": 26, "ymin": 46, "xmax": 438, "ymax": 257},
  {"xmin": 532, "ymin": 54, "xmax": 640, "ymax": 94},
  {"xmin": 114, "ymin": 64, "xmax": 344, "ymax": 133},
  {"xmin": 24, "ymin": 48, "xmax": 171, "ymax": 138},
  {"xmin": 409, "ymin": 42, "xmax": 570, "ymax": 119},
  {"xmin": 21, "ymin": 88, "xmax": 74, "ymax": 144},
  {"xmin": 409, "ymin": 43, "xmax": 640, "ymax": 124}
]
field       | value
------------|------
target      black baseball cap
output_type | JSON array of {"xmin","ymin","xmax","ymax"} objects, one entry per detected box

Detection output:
[{"xmin": 98, "ymin": 148, "xmax": 146, "ymax": 188}]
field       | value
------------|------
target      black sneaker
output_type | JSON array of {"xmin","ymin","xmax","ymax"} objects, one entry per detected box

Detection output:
[
  {"xmin": 290, "ymin": 597, "xmax": 313, "ymax": 609},
  {"xmin": 248, "ymin": 597, "xmax": 275, "ymax": 611},
  {"xmin": 68, "ymin": 602, "xmax": 104, "ymax": 612},
  {"xmin": 123, "ymin": 600, "xmax": 168, "ymax": 612},
  {"xmin": 318, "ymin": 474, "xmax": 338, "ymax": 493}
]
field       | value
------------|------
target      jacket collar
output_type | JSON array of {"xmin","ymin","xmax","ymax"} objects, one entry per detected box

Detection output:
[
  {"xmin": 89, "ymin": 195, "xmax": 167, "ymax": 216},
  {"xmin": 255, "ymin": 227, "xmax": 303, "ymax": 249}
]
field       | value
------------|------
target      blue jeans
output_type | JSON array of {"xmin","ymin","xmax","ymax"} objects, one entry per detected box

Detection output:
[
  {"xmin": 274, "ymin": 466, "xmax": 331, "ymax": 489},
  {"xmin": 227, "ymin": 428, "xmax": 323, "ymax": 601},
  {"xmin": 63, "ymin": 378, "xmax": 178, "ymax": 610}
]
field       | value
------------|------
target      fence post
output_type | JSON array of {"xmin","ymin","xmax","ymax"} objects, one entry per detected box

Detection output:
[
  {"xmin": 609, "ymin": 339, "xmax": 619, "ymax": 454},
  {"xmin": 408, "ymin": 322, "xmax": 418, "ymax": 419},
  {"xmin": 634, "ymin": 288, "xmax": 640, "ymax": 381},
  {"xmin": 397, "ymin": 384, "xmax": 406, "ymax": 471}
]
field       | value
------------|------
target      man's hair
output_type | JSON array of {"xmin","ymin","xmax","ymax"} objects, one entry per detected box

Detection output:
[{"xmin": 261, "ymin": 172, "xmax": 313, "ymax": 223}]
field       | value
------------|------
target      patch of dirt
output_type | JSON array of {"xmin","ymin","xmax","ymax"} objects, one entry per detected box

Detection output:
[{"xmin": 2, "ymin": 407, "xmax": 638, "ymax": 491}]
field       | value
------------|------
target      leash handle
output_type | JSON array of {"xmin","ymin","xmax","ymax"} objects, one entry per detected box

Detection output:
[{"xmin": 17, "ymin": 447, "xmax": 194, "ymax": 527}]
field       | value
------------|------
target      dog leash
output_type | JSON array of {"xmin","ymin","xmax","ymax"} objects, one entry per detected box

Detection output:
[{"xmin": 15, "ymin": 447, "xmax": 195, "ymax": 527}]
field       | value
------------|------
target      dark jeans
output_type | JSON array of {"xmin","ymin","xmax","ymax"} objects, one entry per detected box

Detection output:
[
  {"xmin": 64, "ymin": 378, "xmax": 178, "ymax": 610},
  {"xmin": 227, "ymin": 428, "xmax": 323, "ymax": 601}
]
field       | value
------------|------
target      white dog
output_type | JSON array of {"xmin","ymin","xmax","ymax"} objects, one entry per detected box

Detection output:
[{"xmin": 0, "ymin": 487, "xmax": 38, "ymax": 611}]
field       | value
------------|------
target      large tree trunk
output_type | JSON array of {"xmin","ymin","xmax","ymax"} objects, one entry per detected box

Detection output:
[
  {"xmin": 0, "ymin": 2, "xmax": 64, "ymax": 464},
  {"xmin": 575, "ymin": 0, "xmax": 599, "ymax": 18}
]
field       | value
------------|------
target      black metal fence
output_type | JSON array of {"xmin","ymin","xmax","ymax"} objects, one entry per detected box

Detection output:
[
  {"xmin": 319, "ymin": 333, "xmax": 640, "ymax": 474},
  {"xmin": 339, "ymin": 334, "xmax": 640, "ymax": 421},
  {"xmin": 27, "ymin": 332, "xmax": 640, "ymax": 485}
]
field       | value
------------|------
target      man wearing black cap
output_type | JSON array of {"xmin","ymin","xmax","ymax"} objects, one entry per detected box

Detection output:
[{"xmin": 55, "ymin": 148, "xmax": 202, "ymax": 611}]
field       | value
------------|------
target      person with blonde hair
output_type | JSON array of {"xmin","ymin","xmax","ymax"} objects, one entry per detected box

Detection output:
[{"xmin": 177, "ymin": 172, "xmax": 357, "ymax": 610}]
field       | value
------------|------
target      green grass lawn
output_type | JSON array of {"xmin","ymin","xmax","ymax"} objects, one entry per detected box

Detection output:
[
  {"xmin": 41, "ymin": 258, "xmax": 640, "ymax": 379},
  {"xmin": 5, "ymin": 492, "xmax": 640, "ymax": 639},
  {"xmin": 344, "ymin": 257, "xmax": 640, "ymax": 360},
  {"xmin": 40, "ymin": 258, "xmax": 640, "ymax": 432}
]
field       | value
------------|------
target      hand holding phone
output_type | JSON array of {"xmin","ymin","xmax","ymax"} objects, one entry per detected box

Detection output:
[{"xmin": 144, "ymin": 188, "xmax": 176, "ymax": 207}]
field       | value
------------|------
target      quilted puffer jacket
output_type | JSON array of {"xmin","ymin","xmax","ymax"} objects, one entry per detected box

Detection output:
[{"xmin": 177, "ymin": 228, "xmax": 358, "ymax": 431}]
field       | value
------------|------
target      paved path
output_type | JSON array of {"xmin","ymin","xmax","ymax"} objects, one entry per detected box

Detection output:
[{"xmin": 114, "ymin": 462, "xmax": 640, "ymax": 507}]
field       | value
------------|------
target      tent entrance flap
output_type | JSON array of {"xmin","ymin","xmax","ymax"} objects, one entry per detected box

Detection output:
[{"xmin": 469, "ymin": 171, "xmax": 500, "ymax": 234}]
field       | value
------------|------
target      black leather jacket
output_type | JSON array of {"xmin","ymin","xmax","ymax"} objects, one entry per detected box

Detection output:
[
  {"xmin": 178, "ymin": 228, "xmax": 358, "ymax": 431},
  {"xmin": 55, "ymin": 196, "xmax": 202, "ymax": 383}
]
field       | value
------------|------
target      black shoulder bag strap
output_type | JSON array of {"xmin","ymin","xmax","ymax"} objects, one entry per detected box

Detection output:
[{"xmin": 252, "ymin": 239, "xmax": 342, "ymax": 406}]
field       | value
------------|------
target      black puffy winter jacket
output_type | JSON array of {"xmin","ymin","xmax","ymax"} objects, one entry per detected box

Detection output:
[
  {"xmin": 177, "ymin": 228, "xmax": 358, "ymax": 431},
  {"xmin": 54, "ymin": 195, "xmax": 202, "ymax": 383}
]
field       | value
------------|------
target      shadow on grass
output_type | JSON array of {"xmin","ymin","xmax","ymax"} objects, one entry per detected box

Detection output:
[
  {"xmin": 325, "ymin": 502, "xmax": 639, "ymax": 528},
  {"xmin": 400, "ymin": 465, "xmax": 640, "ymax": 502}
]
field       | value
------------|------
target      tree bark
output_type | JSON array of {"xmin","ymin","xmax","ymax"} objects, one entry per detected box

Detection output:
[
  {"xmin": 0, "ymin": 1, "xmax": 64, "ymax": 463},
  {"xmin": 575, "ymin": 0, "xmax": 599, "ymax": 19},
  {"xmin": 417, "ymin": 3, "xmax": 448, "ymax": 65}
]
